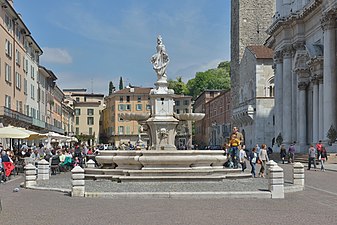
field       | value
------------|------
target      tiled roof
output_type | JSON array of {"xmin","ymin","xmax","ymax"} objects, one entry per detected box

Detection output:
[
  {"xmin": 247, "ymin": 45, "xmax": 273, "ymax": 59},
  {"xmin": 113, "ymin": 87, "xmax": 152, "ymax": 95}
]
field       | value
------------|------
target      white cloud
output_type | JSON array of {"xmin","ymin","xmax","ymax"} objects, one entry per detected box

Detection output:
[{"xmin": 41, "ymin": 47, "xmax": 73, "ymax": 64}]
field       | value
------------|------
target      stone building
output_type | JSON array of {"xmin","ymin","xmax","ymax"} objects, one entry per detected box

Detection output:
[
  {"xmin": 174, "ymin": 95, "xmax": 193, "ymax": 149},
  {"xmin": 231, "ymin": 0, "xmax": 275, "ymax": 111},
  {"xmin": 266, "ymin": 0, "xmax": 337, "ymax": 152},
  {"xmin": 232, "ymin": 46, "xmax": 274, "ymax": 149}
]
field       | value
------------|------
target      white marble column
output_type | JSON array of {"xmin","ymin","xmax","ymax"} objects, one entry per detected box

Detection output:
[
  {"xmin": 298, "ymin": 82, "xmax": 307, "ymax": 147},
  {"xmin": 274, "ymin": 51, "xmax": 283, "ymax": 141},
  {"xmin": 322, "ymin": 12, "xmax": 337, "ymax": 139},
  {"xmin": 318, "ymin": 75, "xmax": 324, "ymax": 141},
  {"xmin": 312, "ymin": 77, "xmax": 319, "ymax": 143},
  {"xmin": 282, "ymin": 46, "xmax": 293, "ymax": 144}
]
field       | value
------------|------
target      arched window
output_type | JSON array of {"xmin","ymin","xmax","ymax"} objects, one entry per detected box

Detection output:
[{"xmin": 266, "ymin": 77, "xmax": 275, "ymax": 97}]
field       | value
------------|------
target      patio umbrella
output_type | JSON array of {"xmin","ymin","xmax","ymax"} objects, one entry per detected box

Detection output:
[
  {"xmin": 0, "ymin": 126, "xmax": 30, "ymax": 139},
  {"xmin": 18, "ymin": 128, "xmax": 48, "ymax": 140}
]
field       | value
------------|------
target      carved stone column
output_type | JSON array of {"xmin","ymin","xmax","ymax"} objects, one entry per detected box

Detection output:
[
  {"xmin": 273, "ymin": 51, "xmax": 283, "ymax": 142},
  {"xmin": 321, "ymin": 12, "xmax": 337, "ymax": 139},
  {"xmin": 282, "ymin": 45, "xmax": 293, "ymax": 145},
  {"xmin": 311, "ymin": 75, "xmax": 319, "ymax": 143},
  {"xmin": 318, "ymin": 74, "xmax": 324, "ymax": 141},
  {"xmin": 298, "ymin": 81, "xmax": 308, "ymax": 147}
]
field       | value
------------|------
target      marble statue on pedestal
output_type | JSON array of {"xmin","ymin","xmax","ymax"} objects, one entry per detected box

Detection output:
[{"xmin": 151, "ymin": 35, "xmax": 170, "ymax": 81}]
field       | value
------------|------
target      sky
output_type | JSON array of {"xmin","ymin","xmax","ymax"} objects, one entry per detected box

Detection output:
[{"xmin": 14, "ymin": 0, "xmax": 230, "ymax": 95}]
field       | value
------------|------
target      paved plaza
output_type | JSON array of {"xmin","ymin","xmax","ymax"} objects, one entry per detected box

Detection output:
[{"xmin": 1, "ymin": 163, "xmax": 337, "ymax": 225}]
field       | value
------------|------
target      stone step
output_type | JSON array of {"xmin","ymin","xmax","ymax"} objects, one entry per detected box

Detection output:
[
  {"xmin": 84, "ymin": 168, "xmax": 124, "ymax": 175},
  {"xmin": 85, "ymin": 174, "xmax": 120, "ymax": 181},
  {"xmin": 119, "ymin": 176, "xmax": 226, "ymax": 182},
  {"xmin": 125, "ymin": 168, "xmax": 242, "ymax": 177}
]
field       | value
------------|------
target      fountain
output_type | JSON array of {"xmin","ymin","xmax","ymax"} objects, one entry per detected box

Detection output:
[{"xmin": 89, "ymin": 36, "xmax": 251, "ymax": 181}]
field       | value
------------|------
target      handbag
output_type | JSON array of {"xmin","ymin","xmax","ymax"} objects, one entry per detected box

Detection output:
[{"xmin": 257, "ymin": 159, "xmax": 262, "ymax": 164}]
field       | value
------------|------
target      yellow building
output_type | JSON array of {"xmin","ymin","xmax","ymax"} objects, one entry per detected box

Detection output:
[
  {"xmin": 103, "ymin": 87, "xmax": 152, "ymax": 147},
  {"xmin": 63, "ymin": 89, "xmax": 105, "ymax": 146}
]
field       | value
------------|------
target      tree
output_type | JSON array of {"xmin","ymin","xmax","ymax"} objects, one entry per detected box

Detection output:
[
  {"xmin": 327, "ymin": 125, "xmax": 337, "ymax": 145},
  {"xmin": 109, "ymin": 81, "xmax": 115, "ymax": 95},
  {"xmin": 186, "ymin": 62, "xmax": 231, "ymax": 99},
  {"xmin": 168, "ymin": 76, "xmax": 188, "ymax": 95},
  {"xmin": 119, "ymin": 77, "xmax": 124, "ymax": 90}
]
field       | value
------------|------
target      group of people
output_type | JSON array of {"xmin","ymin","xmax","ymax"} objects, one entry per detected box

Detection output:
[
  {"xmin": 225, "ymin": 127, "xmax": 271, "ymax": 178},
  {"xmin": 307, "ymin": 140, "xmax": 328, "ymax": 171}
]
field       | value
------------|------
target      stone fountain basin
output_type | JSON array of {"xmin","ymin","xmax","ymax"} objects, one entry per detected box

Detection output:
[
  {"xmin": 174, "ymin": 113, "xmax": 205, "ymax": 121},
  {"xmin": 119, "ymin": 112, "xmax": 151, "ymax": 121}
]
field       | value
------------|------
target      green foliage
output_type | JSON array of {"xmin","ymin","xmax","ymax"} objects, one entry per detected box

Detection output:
[
  {"xmin": 119, "ymin": 77, "xmax": 124, "ymax": 90},
  {"xmin": 186, "ymin": 63, "xmax": 231, "ymax": 99},
  {"xmin": 327, "ymin": 125, "xmax": 337, "ymax": 144},
  {"xmin": 75, "ymin": 134, "xmax": 94, "ymax": 143},
  {"xmin": 276, "ymin": 133, "xmax": 283, "ymax": 147},
  {"xmin": 168, "ymin": 76, "xmax": 188, "ymax": 95},
  {"xmin": 109, "ymin": 81, "xmax": 115, "ymax": 95}
]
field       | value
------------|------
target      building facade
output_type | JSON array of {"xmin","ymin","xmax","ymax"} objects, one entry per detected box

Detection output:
[
  {"xmin": 174, "ymin": 95, "xmax": 193, "ymax": 149},
  {"xmin": 232, "ymin": 46, "xmax": 275, "ymax": 149},
  {"xmin": 231, "ymin": 0, "xmax": 275, "ymax": 111},
  {"xmin": 63, "ymin": 89, "xmax": 104, "ymax": 146},
  {"xmin": 266, "ymin": 0, "xmax": 337, "ymax": 151}
]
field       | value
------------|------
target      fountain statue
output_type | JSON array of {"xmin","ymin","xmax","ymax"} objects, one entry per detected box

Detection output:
[{"xmin": 90, "ymin": 36, "xmax": 250, "ymax": 181}]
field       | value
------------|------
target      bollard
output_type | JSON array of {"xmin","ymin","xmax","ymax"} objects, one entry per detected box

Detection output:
[
  {"xmin": 24, "ymin": 163, "xmax": 37, "ymax": 187},
  {"xmin": 37, "ymin": 159, "xmax": 50, "ymax": 180},
  {"xmin": 86, "ymin": 159, "xmax": 95, "ymax": 168},
  {"xmin": 71, "ymin": 166, "xmax": 85, "ymax": 197},
  {"xmin": 293, "ymin": 162, "xmax": 305, "ymax": 187},
  {"xmin": 268, "ymin": 165, "xmax": 284, "ymax": 199},
  {"xmin": 266, "ymin": 160, "xmax": 277, "ymax": 178}
]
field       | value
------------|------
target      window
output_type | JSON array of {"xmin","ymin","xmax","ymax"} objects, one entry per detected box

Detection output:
[
  {"xmin": 15, "ymin": 49, "xmax": 21, "ymax": 65},
  {"xmin": 175, "ymin": 100, "xmax": 180, "ymax": 106},
  {"xmin": 4, "ymin": 14, "xmax": 13, "ymax": 31},
  {"xmin": 118, "ymin": 104, "xmax": 125, "ymax": 111},
  {"xmin": 5, "ymin": 63, "xmax": 11, "ymax": 82},
  {"xmin": 76, "ymin": 97, "xmax": 80, "ymax": 102},
  {"xmin": 5, "ymin": 39, "xmax": 13, "ymax": 58},
  {"xmin": 23, "ymin": 79, "xmax": 27, "ymax": 95},
  {"xmin": 118, "ymin": 126, "xmax": 124, "ymax": 134},
  {"xmin": 5, "ymin": 95, "xmax": 11, "ymax": 108},
  {"xmin": 89, "ymin": 127, "xmax": 93, "ymax": 135},
  {"xmin": 118, "ymin": 116, "xmax": 124, "ymax": 122},
  {"xmin": 31, "ymin": 65, "xmax": 34, "ymax": 79},
  {"xmin": 84, "ymin": 96, "xmax": 87, "ymax": 102},
  {"xmin": 126, "ymin": 96, "xmax": 130, "ymax": 102},
  {"xmin": 75, "ymin": 128, "xmax": 79, "ymax": 135},
  {"xmin": 146, "ymin": 105, "xmax": 151, "ymax": 110},
  {"xmin": 75, "ymin": 108, "xmax": 81, "ymax": 115},
  {"xmin": 31, "ymin": 84, "xmax": 35, "ymax": 100},
  {"xmin": 15, "ymin": 72, "xmax": 21, "ymax": 89},
  {"xmin": 87, "ymin": 108, "xmax": 94, "ymax": 116},
  {"xmin": 136, "ymin": 104, "xmax": 142, "ymax": 111},
  {"xmin": 184, "ymin": 100, "xmax": 189, "ymax": 105},
  {"xmin": 87, "ymin": 117, "xmax": 94, "ymax": 125},
  {"xmin": 120, "ymin": 96, "xmax": 123, "ymax": 102},
  {"xmin": 41, "ymin": 90, "xmax": 45, "ymax": 103},
  {"xmin": 137, "ymin": 96, "xmax": 141, "ymax": 102},
  {"xmin": 126, "ymin": 104, "xmax": 131, "ymax": 111},
  {"xmin": 75, "ymin": 117, "xmax": 79, "ymax": 125},
  {"xmin": 126, "ymin": 126, "xmax": 130, "ymax": 134},
  {"xmin": 176, "ymin": 109, "xmax": 180, "ymax": 114},
  {"xmin": 184, "ymin": 108, "xmax": 189, "ymax": 113}
]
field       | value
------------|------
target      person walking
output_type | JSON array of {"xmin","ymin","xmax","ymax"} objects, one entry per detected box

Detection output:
[
  {"xmin": 308, "ymin": 144, "xmax": 317, "ymax": 170},
  {"xmin": 288, "ymin": 142, "xmax": 296, "ymax": 163},
  {"xmin": 320, "ymin": 146, "xmax": 328, "ymax": 171},
  {"xmin": 258, "ymin": 144, "xmax": 269, "ymax": 178},
  {"xmin": 316, "ymin": 140, "xmax": 323, "ymax": 160},
  {"xmin": 229, "ymin": 134, "xmax": 240, "ymax": 169},
  {"xmin": 239, "ymin": 145, "xmax": 247, "ymax": 172},
  {"xmin": 280, "ymin": 144, "xmax": 287, "ymax": 164},
  {"xmin": 249, "ymin": 147, "xmax": 258, "ymax": 178}
]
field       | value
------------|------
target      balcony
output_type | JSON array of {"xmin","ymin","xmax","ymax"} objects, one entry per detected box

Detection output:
[
  {"xmin": 0, "ymin": 106, "xmax": 33, "ymax": 124},
  {"xmin": 45, "ymin": 123, "xmax": 64, "ymax": 134},
  {"xmin": 32, "ymin": 118, "xmax": 46, "ymax": 128}
]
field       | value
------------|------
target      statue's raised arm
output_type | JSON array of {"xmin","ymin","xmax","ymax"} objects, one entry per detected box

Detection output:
[{"xmin": 151, "ymin": 35, "xmax": 170, "ymax": 81}]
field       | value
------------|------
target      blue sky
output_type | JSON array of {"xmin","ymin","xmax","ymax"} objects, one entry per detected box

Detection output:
[{"xmin": 14, "ymin": 0, "xmax": 230, "ymax": 95}]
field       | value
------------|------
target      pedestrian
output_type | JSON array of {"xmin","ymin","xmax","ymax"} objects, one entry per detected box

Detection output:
[
  {"xmin": 288, "ymin": 142, "xmax": 296, "ymax": 163},
  {"xmin": 229, "ymin": 134, "xmax": 240, "ymax": 169},
  {"xmin": 320, "ymin": 146, "xmax": 328, "ymax": 171},
  {"xmin": 316, "ymin": 140, "xmax": 323, "ymax": 160},
  {"xmin": 239, "ymin": 145, "xmax": 247, "ymax": 172},
  {"xmin": 280, "ymin": 144, "xmax": 287, "ymax": 164},
  {"xmin": 249, "ymin": 147, "xmax": 257, "ymax": 177},
  {"xmin": 307, "ymin": 144, "xmax": 317, "ymax": 170},
  {"xmin": 258, "ymin": 144, "xmax": 269, "ymax": 178}
]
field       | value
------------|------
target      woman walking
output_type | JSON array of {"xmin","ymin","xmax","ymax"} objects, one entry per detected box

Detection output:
[
  {"xmin": 258, "ymin": 144, "xmax": 269, "ymax": 178},
  {"xmin": 320, "ymin": 147, "xmax": 328, "ymax": 171},
  {"xmin": 249, "ymin": 147, "xmax": 257, "ymax": 177}
]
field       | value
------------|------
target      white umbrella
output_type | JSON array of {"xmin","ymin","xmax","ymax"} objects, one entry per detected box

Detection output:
[{"xmin": 0, "ymin": 126, "xmax": 30, "ymax": 139}]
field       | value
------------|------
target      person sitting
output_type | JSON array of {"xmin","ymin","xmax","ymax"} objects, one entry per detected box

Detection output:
[{"xmin": 50, "ymin": 155, "xmax": 61, "ymax": 175}]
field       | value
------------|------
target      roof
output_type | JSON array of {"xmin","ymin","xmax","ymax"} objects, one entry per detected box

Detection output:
[
  {"xmin": 246, "ymin": 45, "xmax": 273, "ymax": 59},
  {"xmin": 113, "ymin": 87, "xmax": 152, "ymax": 95}
]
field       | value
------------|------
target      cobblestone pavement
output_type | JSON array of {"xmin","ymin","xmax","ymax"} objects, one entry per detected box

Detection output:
[{"xmin": 1, "ymin": 163, "xmax": 337, "ymax": 225}]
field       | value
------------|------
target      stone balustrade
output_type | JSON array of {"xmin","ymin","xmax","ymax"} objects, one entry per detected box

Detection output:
[
  {"xmin": 71, "ymin": 166, "xmax": 85, "ymax": 197},
  {"xmin": 86, "ymin": 159, "xmax": 96, "ymax": 168},
  {"xmin": 24, "ymin": 163, "xmax": 37, "ymax": 187},
  {"xmin": 37, "ymin": 159, "xmax": 50, "ymax": 180},
  {"xmin": 268, "ymin": 164, "xmax": 284, "ymax": 199},
  {"xmin": 265, "ymin": 160, "xmax": 277, "ymax": 178},
  {"xmin": 293, "ymin": 162, "xmax": 305, "ymax": 187}
]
